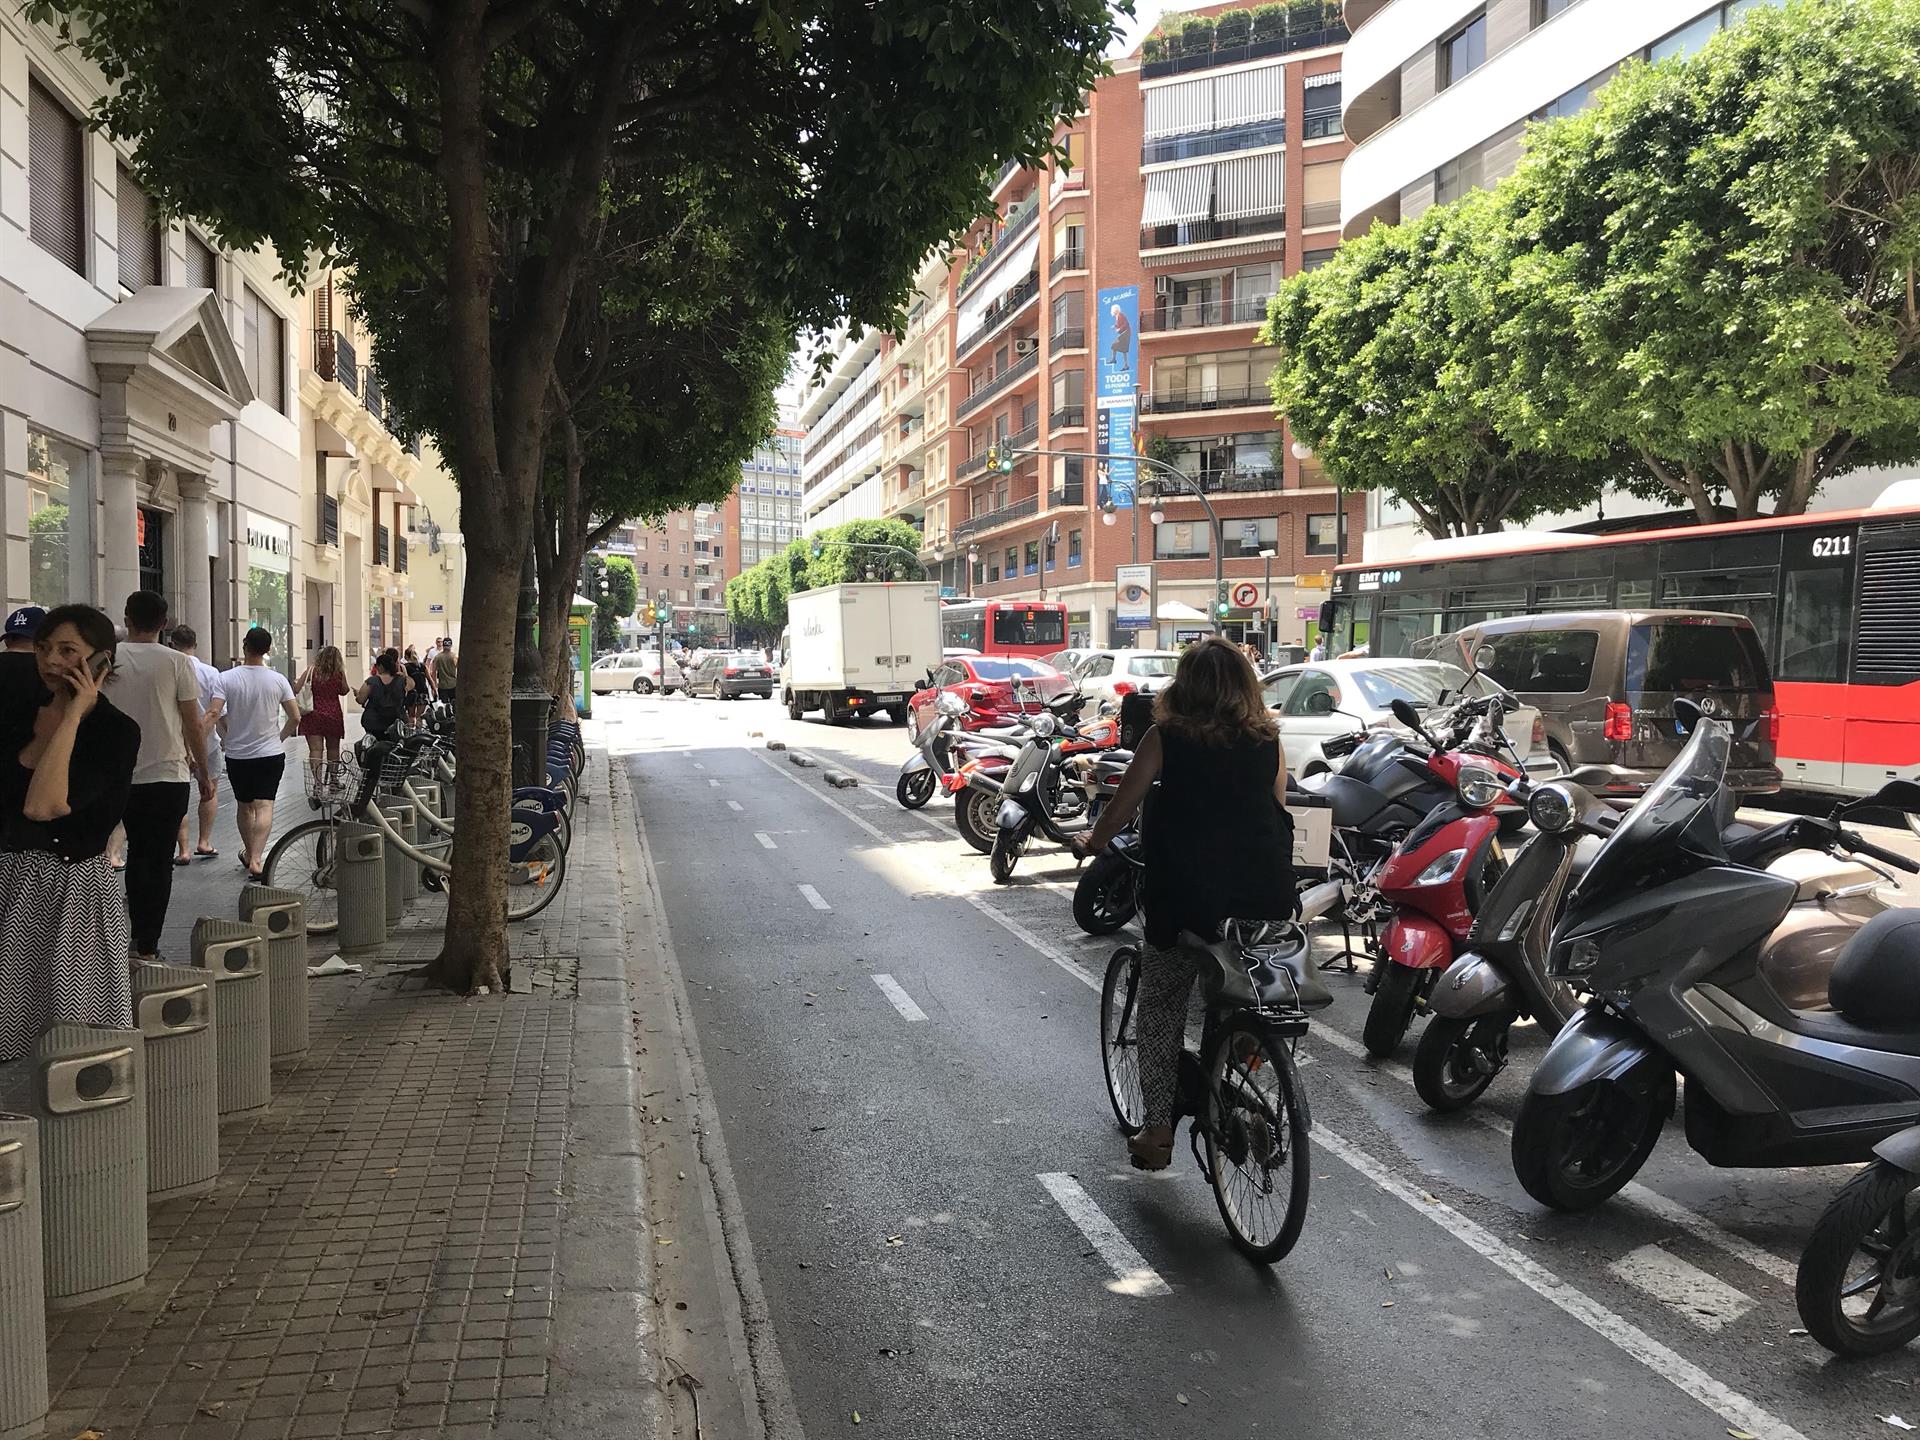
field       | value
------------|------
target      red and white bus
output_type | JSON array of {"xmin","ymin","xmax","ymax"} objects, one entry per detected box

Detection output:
[
  {"xmin": 939, "ymin": 599, "xmax": 1069, "ymax": 661},
  {"xmin": 1331, "ymin": 502, "xmax": 1920, "ymax": 802}
]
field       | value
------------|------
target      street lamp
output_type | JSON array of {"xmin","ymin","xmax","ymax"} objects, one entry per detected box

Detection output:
[
  {"xmin": 1290, "ymin": 440, "xmax": 1313, "ymax": 460},
  {"xmin": 1258, "ymin": 547, "xmax": 1276, "ymax": 660},
  {"xmin": 966, "ymin": 544, "xmax": 979, "ymax": 597}
]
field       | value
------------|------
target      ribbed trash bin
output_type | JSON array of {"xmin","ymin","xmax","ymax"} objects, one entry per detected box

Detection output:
[
  {"xmin": 191, "ymin": 919, "xmax": 270, "ymax": 1119},
  {"xmin": 132, "ymin": 963, "xmax": 218, "ymax": 1201},
  {"xmin": 336, "ymin": 822, "xmax": 388, "ymax": 954},
  {"xmin": 0, "ymin": 1025, "xmax": 146, "ymax": 1310},
  {"xmin": 0, "ymin": 1115, "xmax": 46, "ymax": 1440},
  {"xmin": 240, "ymin": 885, "xmax": 309, "ymax": 1063}
]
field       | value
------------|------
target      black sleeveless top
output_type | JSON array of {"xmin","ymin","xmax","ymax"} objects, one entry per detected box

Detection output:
[{"xmin": 1140, "ymin": 725, "xmax": 1296, "ymax": 948}]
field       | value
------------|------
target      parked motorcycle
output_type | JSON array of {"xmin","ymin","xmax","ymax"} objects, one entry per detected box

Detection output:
[
  {"xmin": 1503, "ymin": 711, "xmax": 1920, "ymax": 1355},
  {"xmin": 989, "ymin": 698, "xmax": 1124, "ymax": 884},
  {"xmin": 897, "ymin": 691, "xmax": 1014, "ymax": 809}
]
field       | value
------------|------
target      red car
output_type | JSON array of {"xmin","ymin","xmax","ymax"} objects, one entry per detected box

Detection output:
[{"xmin": 909, "ymin": 656, "xmax": 1073, "ymax": 734}]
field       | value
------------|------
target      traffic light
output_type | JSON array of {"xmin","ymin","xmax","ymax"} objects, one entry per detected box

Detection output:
[
  {"xmin": 1215, "ymin": 588, "xmax": 1231, "ymax": 620},
  {"xmin": 985, "ymin": 444, "xmax": 999, "ymax": 472},
  {"xmin": 998, "ymin": 446, "xmax": 1016, "ymax": 474},
  {"xmin": 597, "ymin": 571, "xmax": 610, "ymax": 597}
]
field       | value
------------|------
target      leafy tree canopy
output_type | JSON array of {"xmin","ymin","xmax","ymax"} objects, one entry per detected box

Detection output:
[{"xmin": 1493, "ymin": 0, "xmax": 1920, "ymax": 519}]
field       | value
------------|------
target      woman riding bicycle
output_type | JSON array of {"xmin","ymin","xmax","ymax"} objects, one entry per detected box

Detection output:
[{"xmin": 1075, "ymin": 638, "xmax": 1295, "ymax": 1171}]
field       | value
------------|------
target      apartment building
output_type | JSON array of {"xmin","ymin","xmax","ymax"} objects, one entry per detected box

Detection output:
[
  {"xmin": 916, "ymin": 0, "xmax": 1366, "ymax": 647},
  {"xmin": 606, "ymin": 495, "xmax": 737, "ymax": 643},
  {"xmin": 737, "ymin": 422, "xmax": 805, "ymax": 570}
]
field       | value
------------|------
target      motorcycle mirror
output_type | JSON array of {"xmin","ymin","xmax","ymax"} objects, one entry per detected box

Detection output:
[
  {"xmin": 1389, "ymin": 697, "xmax": 1424, "ymax": 731},
  {"xmin": 1302, "ymin": 691, "xmax": 1335, "ymax": 716},
  {"xmin": 1672, "ymin": 698, "xmax": 1704, "ymax": 735},
  {"xmin": 1840, "ymin": 778, "xmax": 1920, "ymax": 819}
]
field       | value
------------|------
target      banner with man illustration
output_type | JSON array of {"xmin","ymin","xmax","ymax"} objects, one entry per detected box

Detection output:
[{"xmin": 1096, "ymin": 284, "xmax": 1139, "ymax": 510}]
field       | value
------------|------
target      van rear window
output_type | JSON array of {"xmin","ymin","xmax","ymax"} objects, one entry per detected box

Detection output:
[
  {"xmin": 1628, "ymin": 622, "xmax": 1766, "ymax": 693},
  {"xmin": 1478, "ymin": 630, "xmax": 1599, "ymax": 694}
]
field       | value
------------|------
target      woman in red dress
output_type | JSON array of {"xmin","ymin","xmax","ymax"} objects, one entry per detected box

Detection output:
[{"xmin": 292, "ymin": 645, "xmax": 350, "ymax": 791}]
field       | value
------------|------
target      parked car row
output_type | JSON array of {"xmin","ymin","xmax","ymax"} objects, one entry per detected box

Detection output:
[{"xmin": 589, "ymin": 649, "xmax": 776, "ymax": 699}]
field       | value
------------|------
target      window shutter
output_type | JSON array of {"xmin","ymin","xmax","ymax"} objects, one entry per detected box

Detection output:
[
  {"xmin": 117, "ymin": 166, "xmax": 161, "ymax": 291},
  {"xmin": 263, "ymin": 307, "xmax": 286, "ymax": 414},
  {"xmin": 243, "ymin": 287, "xmax": 263, "ymax": 398},
  {"xmin": 28, "ymin": 79, "xmax": 85, "ymax": 275},
  {"xmin": 185, "ymin": 233, "xmax": 216, "ymax": 289}
]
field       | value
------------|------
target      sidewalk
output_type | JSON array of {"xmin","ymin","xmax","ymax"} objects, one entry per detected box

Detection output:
[{"xmin": 41, "ymin": 738, "xmax": 660, "ymax": 1440}]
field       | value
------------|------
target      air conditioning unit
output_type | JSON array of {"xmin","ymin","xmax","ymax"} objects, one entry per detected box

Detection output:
[
  {"xmin": 1013, "ymin": 337, "xmax": 1038, "ymax": 356},
  {"xmin": 1155, "ymin": 276, "xmax": 1172, "ymax": 296}
]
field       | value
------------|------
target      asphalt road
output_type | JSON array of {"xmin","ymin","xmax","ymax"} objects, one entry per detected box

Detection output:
[{"xmin": 608, "ymin": 689, "xmax": 1915, "ymax": 1440}]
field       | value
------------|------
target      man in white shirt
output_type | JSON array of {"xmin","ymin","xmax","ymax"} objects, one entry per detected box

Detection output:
[
  {"xmin": 219, "ymin": 626, "xmax": 301, "ymax": 880},
  {"xmin": 167, "ymin": 625, "xmax": 225, "ymax": 864},
  {"xmin": 103, "ymin": 591, "xmax": 209, "ymax": 961}
]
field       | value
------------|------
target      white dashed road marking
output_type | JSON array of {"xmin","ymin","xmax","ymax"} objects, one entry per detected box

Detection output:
[
  {"xmin": 870, "ymin": 973, "xmax": 928, "ymax": 1022},
  {"xmin": 754, "ymin": 833, "xmax": 778, "ymax": 850},
  {"xmin": 709, "ymin": 778, "xmax": 721, "ymax": 788},
  {"xmin": 726, "ymin": 800, "xmax": 744, "ymax": 812},
  {"xmin": 1037, "ymin": 1173, "xmax": 1170, "ymax": 1298},
  {"xmin": 798, "ymin": 884, "xmax": 831, "ymax": 911},
  {"xmin": 1609, "ymin": 1244, "xmax": 1757, "ymax": 1332}
]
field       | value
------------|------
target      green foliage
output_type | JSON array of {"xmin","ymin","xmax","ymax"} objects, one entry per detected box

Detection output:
[
  {"xmin": 28, "ymin": 502, "xmax": 69, "ymax": 610},
  {"xmin": 1264, "ymin": 189, "xmax": 1618, "ymax": 537},
  {"xmin": 728, "ymin": 518, "xmax": 926, "ymax": 635},
  {"xmin": 1250, "ymin": 4, "xmax": 1288, "ymax": 43},
  {"xmin": 1287, "ymin": 0, "xmax": 1334, "ymax": 30},
  {"xmin": 1214, "ymin": 10, "xmax": 1252, "ymax": 48},
  {"xmin": 1141, "ymin": 33, "xmax": 1167, "ymax": 63},
  {"xmin": 1493, "ymin": 0, "xmax": 1920, "ymax": 519},
  {"xmin": 586, "ymin": 555, "xmax": 639, "ymax": 651},
  {"xmin": 1177, "ymin": 15, "xmax": 1216, "ymax": 56}
]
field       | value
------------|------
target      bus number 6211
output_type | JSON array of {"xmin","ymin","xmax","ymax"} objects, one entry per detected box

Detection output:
[{"xmin": 1811, "ymin": 535, "xmax": 1853, "ymax": 558}]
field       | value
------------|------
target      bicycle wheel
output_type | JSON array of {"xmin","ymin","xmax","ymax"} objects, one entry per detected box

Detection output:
[
  {"xmin": 507, "ymin": 832, "xmax": 568, "ymax": 922},
  {"xmin": 262, "ymin": 820, "xmax": 342, "ymax": 935},
  {"xmin": 1100, "ymin": 948, "xmax": 1145, "ymax": 1135},
  {"xmin": 1205, "ymin": 1019, "xmax": 1311, "ymax": 1264}
]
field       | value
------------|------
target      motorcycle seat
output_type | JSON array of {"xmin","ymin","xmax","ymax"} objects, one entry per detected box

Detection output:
[
  {"xmin": 1829, "ymin": 908, "xmax": 1920, "ymax": 1027},
  {"xmin": 1312, "ymin": 773, "xmax": 1389, "ymax": 831}
]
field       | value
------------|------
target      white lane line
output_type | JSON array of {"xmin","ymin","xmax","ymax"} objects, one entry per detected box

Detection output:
[
  {"xmin": 870, "ymin": 973, "xmax": 929, "ymax": 1023},
  {"xmin": 709, "ymin": 778, "xmax": 721, "ymax": 788},
  {"xmin": 1609, "ymin": 1245, "xmax": 1757, "ymax": 1332},
  {"xmin": 900, "ymin": 829, "xmax": 934, "ymax": 839},
  {"xmin": 754, "ymin": 833, "xmax": 778, "ymax": 850},
  {"xmin": 694, "ymin": 762, "xmax": 705, "ymax": 770},
  {"xmin": 726, "ymin": 800, "xmax": 744, "ymax": 812},
  {"xmin": 748, "ymin": 745, "xmax": 1810, "ymax": 1440},
  {"xmin": 1036, "ymin": 1173, "xmax": 1171, "ymax": 1297},
  {"xmin": 1306, "ymin": 1018, "xmax": 1796, "ymax": 1286},
  {"xmin": 797, "ymin": 884, "xmax": 831, "ymax": 911},
  {"xmin": 1316, "ymin": 1128, "xmax": 1805, "ymax": 1440}
]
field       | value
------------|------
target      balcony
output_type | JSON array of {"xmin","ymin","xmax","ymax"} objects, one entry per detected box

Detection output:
[
  {"xmin": 1140, "ymin": 383, "xmax": 1274, "ymax": 416},
  {"xmin": 957, "ymin": 449, "xmax": 991, "ymax": 480},
  {"xmin": 1141, "ymin": 211, "xmax": 1288, "ymax": 252},
  {"xmin": 374, "ymin": 523, "xmax": 390, "ymax": 567},
  {"xmin": 1050, "ymin": 477, "xmax": 1086, "ymax": 507},
  {"xmin": 954, "ymin": 494, "xmax": 1040, "ymax": 543},
  {"xmin": 394, "ymin": 536, "xmax": 409, "ymax": 574},
  {"xmin": 1139, "ymin": 16, "xmax": 1348, "ymax": 79},
  {"xmin": 314, "ymin": 329, "xmax": 359, "ymax": 396},
  {"xmin": 1141, "ymin": 118, "xmax": 1287, "ymax": 167},
  {"xmin": 1302, "ymin": 109, "xmax": 1343, "ymax": 141},
  {"xmin": 993, "ymin": 156, "xmax": 1023, "ymax": 190},
  {"xmin": 365, "ymin": 374, "xmax": 385, "ymax": 424},
  {"xmin": 957, "ymin": 349, "xmax": 1040, "ymax": 419},
  {"xmin": 1139, "ymin": 294, "xmax": 1274, "ymax": 334},
  {"xmin": 1049, "ymin": 245, "xmax": 1086, "ymax": 279},
  {"xmin": 1050, "ymin": 324, "xmax": 1087, "ymax": 354},
  {"xmin": 317, "ymin": 493, "xmax": 339, "ymax": 547},
  {"xmin": 1049, "ymin": 404, "xmax": 1086, "ymax": 431},
  {"xmin": 1193, "ymin": 466, "xmax": 1285, "ymax": 494},
  {"xmin": 957, "ymin": 200, "xmax": 1042, "ymax": 299},
  {"xmin": 956, "ymin": 273, "xmax": 1040, "ymax": 357},
  {"xmin": 890, "ymin": 477, "xmax": 926, "ymax": 511},
  {"xmin": 1004, "ymin": 418, "xmax": 1039, "ymax": 453}
]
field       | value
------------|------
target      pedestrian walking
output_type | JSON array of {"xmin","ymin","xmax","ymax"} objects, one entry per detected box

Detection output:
[
  {"xmin": 292, "ymin": 645, "xmax": 350, "ymax": 791},
  {"xmin": 218, "ymin": 627, "xmax": 300, "ymax": 882},
  {"xmin": 168, "ymin": 625, "xmax": 225, "ymax": 864},
  {"xmin": 430, "ymin": 637, "xmax": 457, "ymax": 710},
  {"xmin": 0, "ymin": 604, "xmax": 139, "ymax": 1062},
  {"xmin": 356, "ymin": 649, "xmax": 411, "ymax": 740},
  {"xmin": 3, "ymin": 605, "xmax": 45, "ymax": 654},
  {"xmin": 403, "ymin": 646, "xmax": 429, "ymax": 726},
  {"xmin": 103, "ymin": 591, "xmax": 208, "ymax": 962}
]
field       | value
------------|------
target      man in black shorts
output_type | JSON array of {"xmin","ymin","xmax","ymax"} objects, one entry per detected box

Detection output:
[{"xmin": 218, "ymin": 628, "xmax": 300, "ymax": 880}]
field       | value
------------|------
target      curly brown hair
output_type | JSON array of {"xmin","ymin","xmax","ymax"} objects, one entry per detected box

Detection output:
[{"xmin": 1152, "ymin": 638, "xmax": 1278, "ymax": 747}]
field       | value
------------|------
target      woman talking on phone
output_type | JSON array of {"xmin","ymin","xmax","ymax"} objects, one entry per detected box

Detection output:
[{"xmin": 0, "ymin": 604, "xmax": 141, "ymax": 1062}]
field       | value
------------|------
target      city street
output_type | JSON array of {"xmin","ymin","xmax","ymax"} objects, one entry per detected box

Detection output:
[{"xmin": 609, "ymin": 689, "xmax": 1918, "ymax": 1440}]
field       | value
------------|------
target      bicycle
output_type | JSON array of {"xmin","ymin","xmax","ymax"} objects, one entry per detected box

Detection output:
[
  {"xmin": 262, "ymin": 737, "xmax": 568, "ymax": 934},
  {"xmin": 1098, "ymin": 914, "xmax": 1331, "ymax": 1264}
]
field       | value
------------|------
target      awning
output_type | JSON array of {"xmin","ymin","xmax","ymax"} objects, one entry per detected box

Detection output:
[
  {"xmin": 1214, "ymin": 151, "xmax": 1286, "ymax": 221},
  {"xmin": 1213, "ymin": 63, "xmax": 1286, "ymax": 127},
  {"xmin": 1140, "ymin": 163, "xmax": 1213, "ymax": 228},
  {"xmin": 1143, "ymin": 76, "xmax": 1214, "ymax": 139},
  {"xmin": 1157, "ymin": 600, "xmax": 1208, "ymax": 621}
]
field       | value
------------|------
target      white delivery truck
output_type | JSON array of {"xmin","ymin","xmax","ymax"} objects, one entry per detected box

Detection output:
[{"xmin": 779, "ymin": 582, "xmax": 942, "ymax": 724}]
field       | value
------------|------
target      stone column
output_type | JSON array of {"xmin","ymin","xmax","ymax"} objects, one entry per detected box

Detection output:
[
  {"xmin": 100, "ymin": 451, "xmax": 143, "ymax": 610},
  {"xmin": 177, "ymin": 473, "xmax": 214, "ymax": 641}
]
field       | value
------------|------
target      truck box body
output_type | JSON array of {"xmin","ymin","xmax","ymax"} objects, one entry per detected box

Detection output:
[{"xmin": 783, "ymin": 584, "xmax": 941, "ymax": 717}]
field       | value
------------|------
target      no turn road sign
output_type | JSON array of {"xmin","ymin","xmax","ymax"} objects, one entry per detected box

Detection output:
[{"xmin": 1230, "ymin": 582, "xmax": 1260, "ymax": 608}]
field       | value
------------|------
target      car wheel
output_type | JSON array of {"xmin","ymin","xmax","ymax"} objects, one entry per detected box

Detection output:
[{"xmin": 633, "ymin": 676, "xmax": 654, "ymax": 695}]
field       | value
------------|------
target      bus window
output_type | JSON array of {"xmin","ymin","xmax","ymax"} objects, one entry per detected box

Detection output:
[
  {"xmin": 1778, "ymin": 553, "xmax": 1850, "ymax": 684},
  {"xmin": 1660, "ymin": 568, "xmax": 1777, "ymax": 655},
  {"xmin": 992, "ymin": 607, "xmax": 1065, "ymax": 648}
]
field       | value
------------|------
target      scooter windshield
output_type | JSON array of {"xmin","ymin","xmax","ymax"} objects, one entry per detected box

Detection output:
[{"xmin": 1573, "ymin": 717, "xmax": 1732, "ymax": 903}]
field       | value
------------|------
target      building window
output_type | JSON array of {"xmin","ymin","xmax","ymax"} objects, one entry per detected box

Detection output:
[
  {"xmin": 1301, "ymin": 77, "xmax": 1343, "ymax": 140},
  {"xmin": 1005, "ymin": 547, "xmax": 1018, "ymax": 577},
  {"xmin": 185, "ymin": 232, "xmax": 217, "ymax": 290},
  {"xmin": 1649, "ymin": 12, "xmax": 1722, "ymax": 63},
  {"xmin": 1302, "ymin": 247, "xmax": 1337, "ymax": 271},
  {"xmin": 1302, "ymin": 160, "xmax": 1342, "ymax": 229},
  {"xmin": 27, "ymin": 428, "xmax": 86, "ymax": 607},
  {"xmin": 28, "ymin": 78, "xmax": 85, "ymax": 276},
  {"xmin": 1532, "ymin": 76, "xmax": 1597, "ymax": 123},
  {"xmin": 1068, "ymin": 528, "xmax": 1083, "ymax": 567},
  {"xmin": 1306, "ymin": 513, "xmax": 1340, "ymax": 556},
  {"xmin": 1220, "ymin": 517, "xmax": 1279, "ymax": 558},
  {"xmin": 243, "ymin": 287, "xmax": 286, "ymax": 414},
  {"xmin": 116, "ymin": 167, "xmax": 162, "ymax": 292},
  {"xmin": 1439, "ymin": 13, "xmax": 1488, "ymax": 89},
  {"xmin": 1154, "ymin": 521, "xmax": 1212, "ymax": 560},
  {"xmin": 1434, "ymin": 146, "xmax": 1487, "ymax": 205},
  {"xmin": 1532, "ymin": 0, "xmax": 1578, "ymax": 24}
]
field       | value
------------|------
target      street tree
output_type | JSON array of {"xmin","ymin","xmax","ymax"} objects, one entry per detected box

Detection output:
[
  {"xmin": 1494, "ymin": 0, "xmax": 1920, "ymax": 520},
  {"xmin": 581, "ymin": 554, "xmax": 637, "ymax": 654},
  {"xmin": 1263, "ymin": 191, "xmax": 1616, "ymax": 538},
  {"xmin": 32, "ymin": 0, "xmax": 1120, "ymax": 992},
  {"xmin": 800, "ymin": 518, "xmax": 929, "ymax": 586}
]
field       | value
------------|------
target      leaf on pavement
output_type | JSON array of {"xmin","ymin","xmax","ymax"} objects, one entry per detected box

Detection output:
[
  {"xmin": 1176, "ymin": 1394, "xmax": 1188, "ymax": 1406},
  {"xmin": 885, "ymin": 1235, "xmax": 904, "ymax": 1246},
  {"xmin": 1730, "ymin": 1430, "xmax": 1758, "ymax": 1439}
]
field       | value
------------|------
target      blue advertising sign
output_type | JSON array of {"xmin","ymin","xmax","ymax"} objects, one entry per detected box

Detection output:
[{"xmin": 1096, "ymin": 284, "xmax": 1140, "ymax": 510}]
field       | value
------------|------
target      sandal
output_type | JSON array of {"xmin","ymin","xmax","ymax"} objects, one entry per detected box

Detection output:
[
  {"xmin": 1127, "ymin": 1124, "xmax": 1175, "ymax": 1172},
  {"xmin": 194, "ymin": 848, "xmax": 219, "ymax": 861},
  {"xmin": 174, "ymin": 856, "xmax": 191, "ymax": 867}
]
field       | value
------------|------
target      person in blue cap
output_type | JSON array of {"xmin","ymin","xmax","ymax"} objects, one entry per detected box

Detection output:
[{"xmin": 3, "ymin": 605, "xmax": 47, "ymax": 654}]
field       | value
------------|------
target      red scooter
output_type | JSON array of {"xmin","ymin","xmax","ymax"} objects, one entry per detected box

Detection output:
[{"xmin": 1361, "ymin": 695, "xmax": 1528, "ymax": 1057}]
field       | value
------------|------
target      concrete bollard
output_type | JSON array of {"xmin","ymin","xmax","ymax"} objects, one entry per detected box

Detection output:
[
  {"xmin": 240, "ymin": 885, "xmax": 309, "ymax": 1064},
  {"xmin": 0, "ymin": 1114, "xmax": 47, "ymax": 1440},
  {"xmin": 131, "ymin": 963, "xmax": 218, "ymax": 1201},
  {"xmin": 191, "ymin": 919, "xmax": 271, "ymax": 1119},
  {"xmin": 336, "ymin": 822, "xmax": 388, "ymax": 954},
  {"xmin": 0, "ymin": 1026, "xmax": 146, "ymax": 1310}
]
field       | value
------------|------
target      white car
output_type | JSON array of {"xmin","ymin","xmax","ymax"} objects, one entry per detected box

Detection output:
[
  {"xmin": 1073, "ymin": 649, "xmax": 1180, "ymax": 702},
  {"xmin": 1260, "ymin": 658, "xmax": 1553, "ymax": 778},
  {"xmin": 590, "ymin": 651, "xmax": 686, "ymax": 695}
]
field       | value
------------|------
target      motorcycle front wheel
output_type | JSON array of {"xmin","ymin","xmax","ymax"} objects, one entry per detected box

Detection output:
[
  {"xmin": 1511, "ymin": 1063, "xmax": 1670, "ymax": 1212},
  {"xmin": 1797, "ymin": 1160, "xmax": 1920, "ymax": 1357},
  {"xmin": 1413, "ymin": 1013, "xmax": 1510, "ymax": 1113},
  {"xmin": 896, "ymin": 768, "xmax": 937, "ymax": 810},
  {"xmin": 1362, "ymin": 961, "xmax": 1423, "ymax": 1057},
  {"xmin": 1074, "ymin": 852, "xmax": 1138, "ymax": 935},
  {"xmin": 953, "ymin": 789, "xmax": 999, "ymax": 855},
  {"xmin": 989, "ymin": 824, "xmax": 1027, "ymax": 884}
]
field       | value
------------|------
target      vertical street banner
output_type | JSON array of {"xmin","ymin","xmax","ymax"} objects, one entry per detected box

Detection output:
[
  {"xmin": 1115, "ymin": 562, "xmax": 1154, "ymax": 631},
  {"xmin": 1096, "ymin": 284, "xmax": 1139, "ymax": 510}
]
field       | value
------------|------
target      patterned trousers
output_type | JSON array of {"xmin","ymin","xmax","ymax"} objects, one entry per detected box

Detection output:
[{"xmin": 1137, "ymin": 941, "xmax": 1199, "ymax": 1129}]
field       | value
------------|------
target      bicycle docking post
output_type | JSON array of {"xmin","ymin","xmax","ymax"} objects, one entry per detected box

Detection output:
[{"xmin": 335, "ymin": 822, "xmax": 389, "ymax": 955}]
